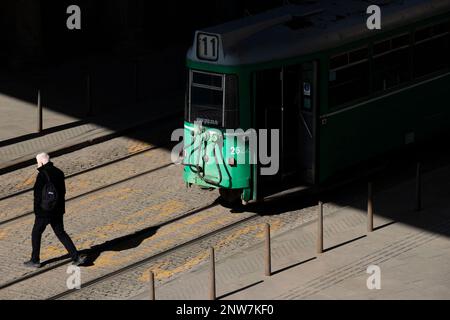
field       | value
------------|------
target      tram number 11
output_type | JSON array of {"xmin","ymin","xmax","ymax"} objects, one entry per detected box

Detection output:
[{"xmin": 197, "ymin": 33, "xmax": 219, "ymax": 61}]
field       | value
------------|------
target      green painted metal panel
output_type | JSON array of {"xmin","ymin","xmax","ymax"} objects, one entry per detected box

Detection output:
[
  {"xmin": 183, "ymin": 122, "xmax": 251, "ymax": 191},
  {"xmin": 319, "ymin": 73, "xmax": 450, "ymax": 183}
]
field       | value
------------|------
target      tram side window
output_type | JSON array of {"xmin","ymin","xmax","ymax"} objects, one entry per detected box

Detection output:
[
  {"xmin": 372, "ymin": 34, "xmax": 411, "ymax": 93},
  {"xmin": 413, "ymin": 22, "xmax": 450, "ymax": 78},
  {"xmin": 328, "ymin": 47, "xmax": 370, "ymax": 108}
]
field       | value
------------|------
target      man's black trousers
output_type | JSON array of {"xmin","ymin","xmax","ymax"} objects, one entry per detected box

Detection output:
[{"xmin": 31, "ymin": 216, "xmax": 78, "ymax": 262}]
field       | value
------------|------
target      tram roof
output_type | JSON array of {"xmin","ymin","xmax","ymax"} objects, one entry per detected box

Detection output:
[{"xmin": 187, "ymin": 0, "xmax": 450, "ymax": 66}]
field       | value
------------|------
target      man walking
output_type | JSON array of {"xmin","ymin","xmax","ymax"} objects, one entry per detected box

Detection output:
[{"xmin": 24, "ymin": 153, "xmax": 86, "ymax": 268}]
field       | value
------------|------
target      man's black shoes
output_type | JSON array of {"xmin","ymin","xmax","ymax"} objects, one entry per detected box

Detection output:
[
  {"xmin": 72, "ymin": 255, "xmax": 87, "ymax": 266},
  {"xmin": 24, "ymin": 256, "xmax": 86, "ymax": 268},
  {"xmin": 24, "ymin": 260, "xmax": 41, "ymax": 268}
]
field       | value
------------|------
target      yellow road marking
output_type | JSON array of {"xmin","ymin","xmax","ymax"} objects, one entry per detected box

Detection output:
[
  {"xmin": 93, "ymin": 252, "xmax": 119, "ymax": 268},
  {"xmin": 0, "ymin": 230, "xmax": 7, "ymax": 240},
  {"xmin": 128, "ymin": 142, "xmax": 152, "ymax": 154},
  {"xmin": 40, "ymin": 245, "xmax": 65, "ymax": 260},
  {"xmin": 140, "ymin": 250, "xmax": 210, "ymax": 281},
  {"xmin": 74, "ymin": 188, "xmax": 137, "ymax": 207},
  {"xmin": 139, "ymin": 218, "xmax": 285, "ymax": 281},
  {"xmin": 39, "ymin": 199, "xmax": 186, "ymax": 259},
  {"xmin": 67, "ymin": 178, "xmax": 90, "ymax": 191},
  {"xmin": 31, "ymin": 198, "xmax": 280, "ymax": 279},
  {"xmin": 16, "ymin": 175, "xmax": 36, "ymax": 189},
  {"xmin": 84, "ymin": 208, "xmax": 225, "ymax": 270}
]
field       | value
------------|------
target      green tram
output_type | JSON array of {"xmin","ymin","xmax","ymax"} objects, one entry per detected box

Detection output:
[{"xmin": 183, "ymin": 0, "xmax": 450, "ymax": 204}]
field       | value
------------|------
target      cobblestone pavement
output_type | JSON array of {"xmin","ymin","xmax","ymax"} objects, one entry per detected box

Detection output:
[
  {"xmin": 66, "ymin": 164, "xmax": 449, "ymax": 300},
  {"xmin": 0, "ymin": 146, "xmax": 173, "ymax": 224},
  {"xmin": 0, "ymin": 122, "xmax": 357, "ymax": 300},
  {"xmin": 2, "ymin": 120, "xmax": 442, "ymax": 300},
  {"xmin": 0, "ymin": 117, "xmax": 180, "ymax": 199},
  {"xmin": 58, "ymin": 205, "xmax": 332, "ymax": 300},
  {"xmin": 10, "ymin": 198, "xmax": 349, "ymax": 300}
]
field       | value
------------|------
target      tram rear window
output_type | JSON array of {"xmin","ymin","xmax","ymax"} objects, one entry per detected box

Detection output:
[
  {"xmin": 188, "ymin": 71, "xmax": 239, "ymax": 128},
  {"xmin": 190, "ymin": 86, "xmax": 223, "ymax": 126},
  {"xmin": 192, "ymin": 72, "xmax": 223, "ymax": 88}
]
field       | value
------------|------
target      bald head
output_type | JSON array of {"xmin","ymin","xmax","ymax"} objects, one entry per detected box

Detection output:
[{"xmin": 36, "ymin": 153, "xmax": 50, "ymax": 168}]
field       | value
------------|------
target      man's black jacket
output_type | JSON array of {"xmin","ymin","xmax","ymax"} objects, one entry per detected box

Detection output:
[{"xmin": 33, "ymin": 162, "xmax": 66, "ymax": 217}]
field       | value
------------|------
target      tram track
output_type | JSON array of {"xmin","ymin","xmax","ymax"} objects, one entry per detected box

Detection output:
[
  {"xmin": 0, "ymin": 148, "xmax": 176, "ymax": 226},
  {"xmin": 0, "ymin": 111, "xmax": 183, "ymax": 201},
  {"xmin": 48, "ymin": 213, "xmax": 258, "ymax": 300},
  {"xmin": 0, "ymin": 162, "xmax": 175, "ymax": 226},
  {"xmin": 0, "ymin": 200, "xmax": 221, "ymax": 292},
  {"xmin": 0, "ymin": 143, "xmax": 173, "ymax": 203}
]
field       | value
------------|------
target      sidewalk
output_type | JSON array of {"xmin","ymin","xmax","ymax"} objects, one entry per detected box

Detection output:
[{"xmin": 132, "ymin": 164, "xmax": 450, "ymax": 300}]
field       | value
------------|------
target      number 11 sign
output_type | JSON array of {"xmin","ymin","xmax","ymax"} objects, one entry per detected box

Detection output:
[{"xmin": 197, "ymin": 33, "xmax": 219, "ymax": 61}]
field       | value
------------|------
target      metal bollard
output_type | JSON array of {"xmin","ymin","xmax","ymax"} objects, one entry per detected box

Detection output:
[
  {"xmin": 86, "ymin": 74, "xmax": 92, "ymax": 116},
  {"xmin": 416, "ymin": 162, "xmax": 422, "ymax": 212},
  {"xmin": 149, "ymin": 271, "xmax": 155, "ymax": 300},
  {"xmin": 37, "ymin": 89, "xmax": 42, "ymax": 133},
  {"xmin": 134, "ymin": 60, "xmax": 139, "ymax": 103},
  {"xmin": 368, "ymin": 182, "xmax": 374, "ymax": 233},
  {"xmin": 209, "ymin": 247, "xmax": 216, "ymax": 300},
  {"xmin": 317, "ymin": 201, "xmax": 323, "ymax": 254},
  {"xmin": 265, "ymin": 224, "xmax": 271, "ymax": 277}
]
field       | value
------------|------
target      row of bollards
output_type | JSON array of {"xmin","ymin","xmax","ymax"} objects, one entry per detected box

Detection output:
[
  {"xmin": 367, "ymin": 182, "xmax": 373, "ymax": 233},
  {"xmin": 35, "ymin": 74, "xmax": 92, "ymax": 134},
  {"xmin": 210, "ymin": 247, "xmax": 216, "ymax": 300},
  {"xmin": 366, "ymin": 162, "xmax": 422, "ymax": 233},
  {"xmin": 34, "ymin": 60, "xmax": 142, "ymax": 134},
  {"xmin": 416, "ymin": 162, "xmax": 422, "ymax": 212},
  {"xmin": 146, "ymin": 162, "xmax": 423, "ymax": 300},
  {"xmin": 265, "ymin": 224, "xmax": 271, "ymax": 277},
  {"xmin": 317, "ymin": 201, "xmax": 324, "ymax": 254},
  {"xmin": 149, "ymin": 270, "xmax": 155, "ymax": 300},
  {"xmin": 86, "ymin": 74, "xmax": 92, "ymax": 117},
  {"xmin": 37, "ymin": 89, "xmax": 42, "ymax": 133}
]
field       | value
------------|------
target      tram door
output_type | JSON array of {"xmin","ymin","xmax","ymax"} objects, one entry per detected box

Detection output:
[
  {"xmin": 254, "ymin": 68, "xmax": 283, "ymax": 197},
  {"xmin": 283, "ymin": 62, "xmax": 317, "ymax": 184},
  {"xmin": 255, "ymin": 62, "xmax": 316, "ymax": 197}
]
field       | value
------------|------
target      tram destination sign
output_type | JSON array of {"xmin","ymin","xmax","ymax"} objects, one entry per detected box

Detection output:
[{"xmin": 196, "ymin": 32, "xmax": 220, "ymax": 62}]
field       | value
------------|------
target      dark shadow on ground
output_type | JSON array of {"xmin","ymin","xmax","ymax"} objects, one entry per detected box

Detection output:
[
  {"xmin": 225, "ymin": 132, "xmax": 450, "ymax": 241},
  {"xmin": 79, "ymin": 225, "xmax": 159, "ymax": 266},
  {"xmin": 271, "ymin": 257, "xmax": 317, "ymax": 276},
  {"xmin": 323, "ymin": 235, "xmax": 367, "ymax": 253},
  {"xmin": 218, "ymin": 280, "xmax": 265, "ymax": 299},
  {"xmin": 40, "ymin": 225, "xmax": 159, "ymax": 267},
  {"xmin": 39, "ymin": 199, "xmax": 221, "ymax": 267}
]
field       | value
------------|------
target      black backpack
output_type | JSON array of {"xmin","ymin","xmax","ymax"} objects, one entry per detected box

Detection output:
[{"xmin": 41, "ymin": 171, "xmax": 59, "ymax": 212}]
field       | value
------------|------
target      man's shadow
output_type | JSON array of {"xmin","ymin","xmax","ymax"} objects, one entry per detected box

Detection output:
[
  {"xmin": 41, "ymin": 225, "xmax": 159, "ymax": 267},
  {"xmin": 41, "ymin": 198, "xmax": 221, "ymax": 268}
]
